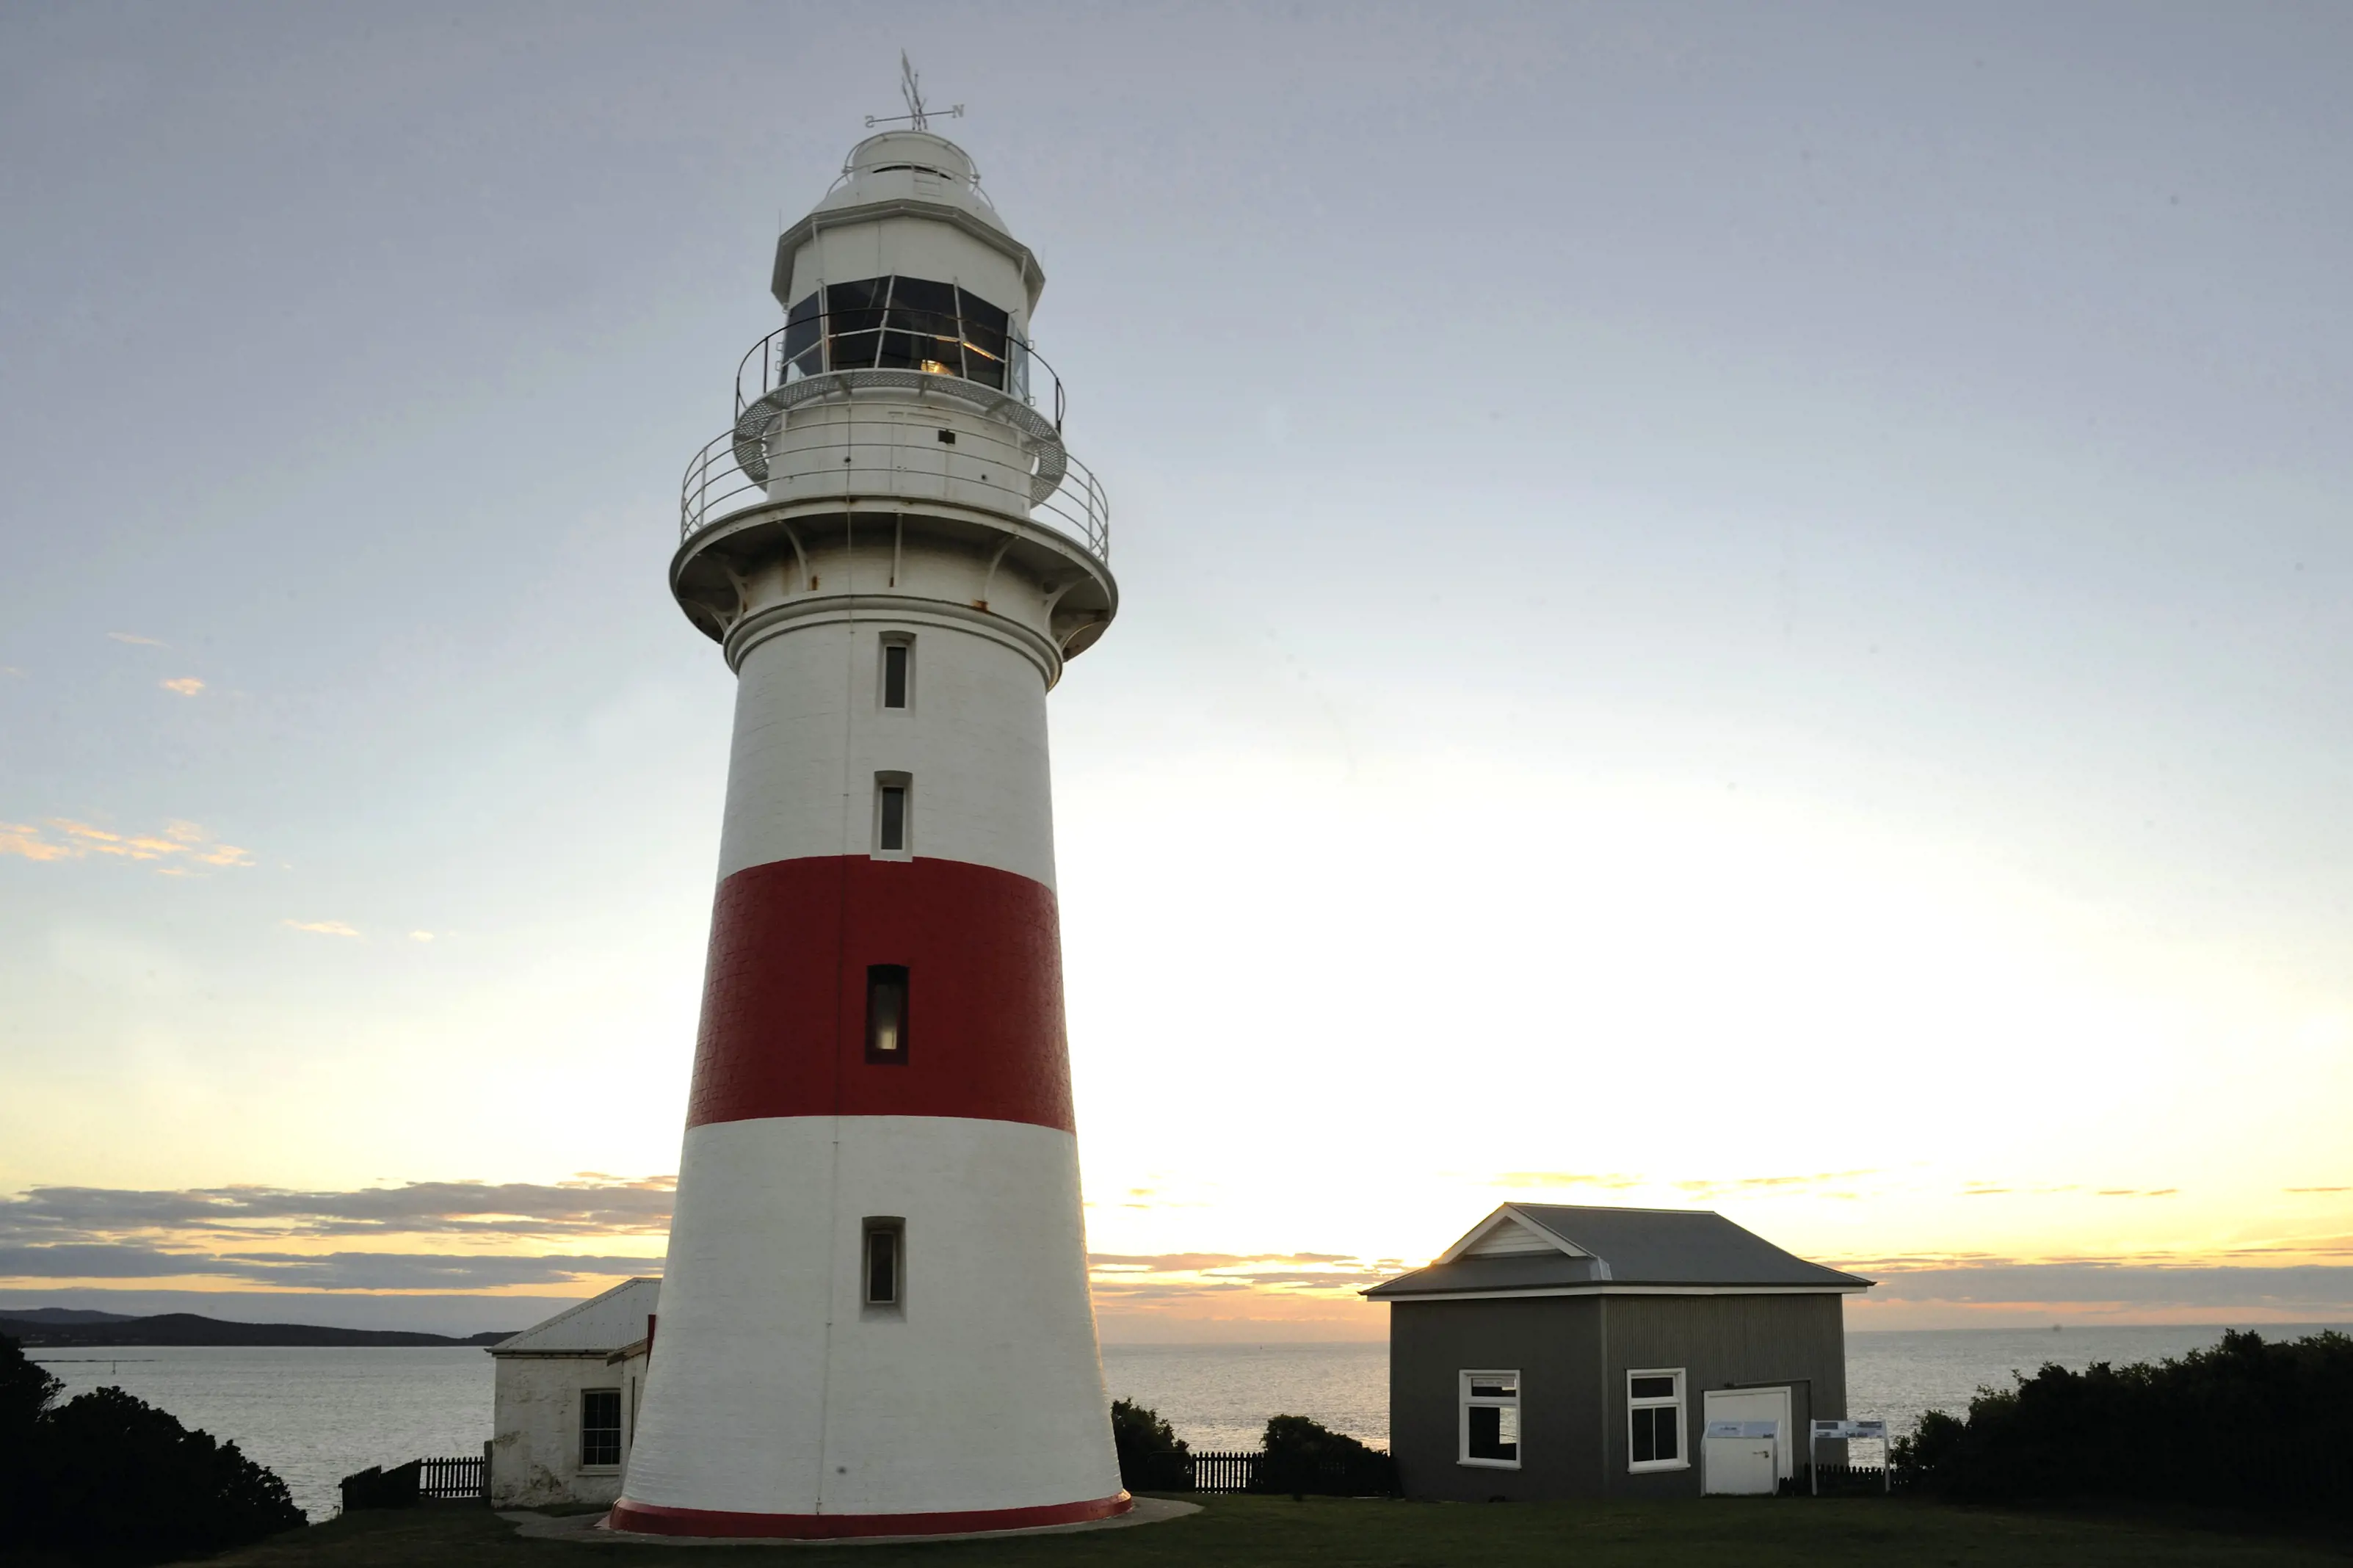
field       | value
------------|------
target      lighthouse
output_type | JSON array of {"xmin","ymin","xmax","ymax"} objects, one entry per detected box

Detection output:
[{"xmin": 611, "ymin": 116, "xmax": 1124, "ymax": 1538}]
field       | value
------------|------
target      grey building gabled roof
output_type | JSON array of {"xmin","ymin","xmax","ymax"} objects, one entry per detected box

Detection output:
[{"xmin": 1362, "ymin": 1204, "xmax": 1871, "ymax": 1301}]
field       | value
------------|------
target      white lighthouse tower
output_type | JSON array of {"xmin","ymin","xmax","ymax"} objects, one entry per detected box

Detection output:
[{"xmin": 612, "ymin": 112, "xmax": 1124, "ymax": 1538}]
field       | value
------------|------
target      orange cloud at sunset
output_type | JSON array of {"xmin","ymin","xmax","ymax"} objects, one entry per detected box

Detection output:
[{"xmin": 0, "ymin": 818, "xmax": 253, "ymax": 869}]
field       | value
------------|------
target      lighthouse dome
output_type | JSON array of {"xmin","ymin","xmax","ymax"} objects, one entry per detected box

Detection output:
[{"xmin": 813, "ymin": 129, "xmax": 1008, "ymax": 235}]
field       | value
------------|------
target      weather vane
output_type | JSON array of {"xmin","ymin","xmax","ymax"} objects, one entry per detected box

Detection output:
[{"xmin": 866, "ymin": 51, "xmax": 963, "ymax": 131}]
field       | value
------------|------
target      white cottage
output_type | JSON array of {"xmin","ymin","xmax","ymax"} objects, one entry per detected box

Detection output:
[{"xmin": 487, "ymin": 1277, "xmax": 660, "ymax": 1508}]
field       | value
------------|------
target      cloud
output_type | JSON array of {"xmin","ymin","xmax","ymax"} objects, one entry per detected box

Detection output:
[
  {"xmin": 0, "ymin": 1177, "xmax": 679, "ymax": 1247},
  {"xmin": 1, "ymin": 819, "xmax": 253, "ymax": 869},
  {"xmin": 409, "ymin": 931, "xmax": 435, "ymax": 942},
  {"xmin": 1859, "ymin": 1262, "xmax": 2353, "ymax": 1313},
  {"xmin": 1670, "ymin": 1170, "xmax": 1878, "ymax": 1199},
  {"xmin": 1491, "ymin": 1172, "xmax": 1646, "ymax": 1190},
  {"xmin": 159, "ymin": 678, "xmax": 205, "ymax": 697},
  {"xmin": 108, "ymin": 633, "xmax": 167, "ymax": 647},
  {"xmin": 0, "ymin": 1245, "xmax": 660, "ymax": 1291},
  {"xmin": 8, "ymin": 1173, "xmax": 2343, "ymax": 1320},
  {"xmin": 1084, "ymin": 1251, "xmax": 1396, "ymax": 1309},
  {"xmin": 283, "ymin": 920, "xmax": 360, "ymax": 937},
  {"xmin": 1089, "ymin": 1252, "xmax": 1359, "ymax": 1272},
  {"xmin": 1487, "ymin": 1170, "xmax": 1879, "ymax": 1199},
  {"xmin": 0, "ymin": 1175, "xmax": 692, "ymax": 1293},
  {"xmin": 1, "ymin": 824, "xmax": 75, "ymax": 863}
]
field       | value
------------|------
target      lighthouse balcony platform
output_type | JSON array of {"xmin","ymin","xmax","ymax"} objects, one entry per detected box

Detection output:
[{"xmin": 680, "ymin": 320, "xmax": 1108, "ymax": 565}]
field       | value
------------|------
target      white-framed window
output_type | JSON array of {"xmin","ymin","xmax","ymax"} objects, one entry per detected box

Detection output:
[
  {"xmin": 874, "ymin": 772, "xmax": 911, "ymax": 857},
  {"xmin": 1627, "ymin": 1368, "xmax": 1686, "ymax": 1472},
  {"xmin": 580, "ymin": 1387, "xmax": 623, "ymax": 1469},
  {"xmin": 880, "ymin": 636, "xmax": 913, "ymax": 711},
  {"xmin": 1458, "ymin": 1370, "xmax": 1520, "ymax": 1468}
]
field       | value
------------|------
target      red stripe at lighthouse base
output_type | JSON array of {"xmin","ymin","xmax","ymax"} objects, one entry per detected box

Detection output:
[{"xmin": 607, "ymin": 1491, "xmax": 1132, "ymax": 1539}]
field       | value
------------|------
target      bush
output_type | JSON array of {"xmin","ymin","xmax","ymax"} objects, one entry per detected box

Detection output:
[
  {"xmin": 1895, "ymin": 1329, "xmax": 2353, "ymax": 1517},
  {"xmin": 1260, "ymin": 1413, "xmax": 1396, "ymax": 1497},
  {"xmin": 1, "ymin": 1334, "xmax": 64, "ymax": 1522},
  {"xmin": 0, "ymin": 1335, "xmax": 306, "ymax": 1563},
  {"xmin": 1111, "ymin": 1398, "xmax": 1189, "ymax": 1492},
  {"xmin": 1889, "ymin": 1406, "xmax": 1965, "ymax": 1482}
]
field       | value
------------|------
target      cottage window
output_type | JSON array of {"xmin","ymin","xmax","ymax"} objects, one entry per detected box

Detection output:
[
  {"xmin": 1459, "ymin": 1370, "xmax": 1520, "ymax": 1468},
  {"xmin": 1627, "ymin": 1369, "xmax": 1686, "ymax": 1471},
  {"xmin": 866, "ymin": 965, "xmax": 909, "ymax": 1063},
  {"xmin": 581, "ymin": 1387, "xmax": 623, "ymax": 1468},
  {"xmin": 863, "ymin": 1218, "xmax": 905, "ymax": 1308},
  {"xmin": 881, "ymin": 640, "xmax": 911, "ymax": 709},
  {"xmin": 875, "ymin": 774, "xmax": 910, "ymax": 855}
]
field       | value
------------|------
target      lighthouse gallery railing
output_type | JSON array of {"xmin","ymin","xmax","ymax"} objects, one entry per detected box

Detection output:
[{"xmin": 680, "ymin": 318, "xmax": 1108, "ymax": 562}]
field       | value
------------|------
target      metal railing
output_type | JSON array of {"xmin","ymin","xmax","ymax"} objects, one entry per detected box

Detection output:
[
  {"xmin": 734, "ymin": 311, "xmax": 1066, "ymax": 432},
  {"xmin": 679, "ymin": 403, "xmax": 1109, "ymax": 562}
]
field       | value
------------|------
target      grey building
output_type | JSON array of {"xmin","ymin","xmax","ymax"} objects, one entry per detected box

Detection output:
[{"xmin": 1365, "ymin": 1204, "xmax": 1872, "ymax": 1500}]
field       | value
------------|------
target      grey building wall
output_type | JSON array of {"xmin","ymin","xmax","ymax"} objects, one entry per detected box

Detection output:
[{"xmin": 1388, "ymin": 1293, "xmax": 1846, "ymax": 1501}]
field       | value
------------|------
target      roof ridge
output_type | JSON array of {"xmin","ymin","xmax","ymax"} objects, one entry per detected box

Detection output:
[{"xmin": 494, "ymin": 1277, "xmax": 659, "ymax": 1349}]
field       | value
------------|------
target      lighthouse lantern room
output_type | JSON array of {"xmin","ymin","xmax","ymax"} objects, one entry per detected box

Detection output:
[{"xmin": 614, "ymin": 117, "xmax": 1124, "ymax": 1538}]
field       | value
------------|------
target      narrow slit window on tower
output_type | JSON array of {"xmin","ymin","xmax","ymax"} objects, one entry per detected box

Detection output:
[
  {"xmin": 866, "ymin": 964, "xmax": 909, "ymax": 1063},
  {"xmin": 863, "ymin": 1218, "xmax": 904, "ymax": 1308},
  {"xmin": 877, "ymin": 779, "xmax": 908, "ymax": 852},
  {"xmin": 882, "ymin": 641, "xmax": 910, "ymax": 708}
]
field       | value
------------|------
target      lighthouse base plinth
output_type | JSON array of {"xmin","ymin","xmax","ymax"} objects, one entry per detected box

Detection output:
[{"xmin": 607, "ymin": 1492, "xmax": 1133, "ymax": 1540}]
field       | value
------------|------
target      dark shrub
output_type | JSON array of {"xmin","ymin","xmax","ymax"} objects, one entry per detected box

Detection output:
[
  {"xmin": 1110, "ymin": 1398, "xmax": 1189, "ymax": 1492},
  {"xmin": 25, "ymin": 1384, "xmax": 307, "ymax": 1561},
  {"xmin": 1889, "ymin": 1405, "xmax": 1965, "ymax": 1484},
  {"xmin": 0, "ymin": 1335, "xmax": 64, "ymax": 1522},
  {"xmin": 1261, "ymin": 1413, "xmax": 1396, "ymax": 1496},
  {"xmin": 1899, "ymin": 1329, "xmax": 2353, "ymax": 1517}
]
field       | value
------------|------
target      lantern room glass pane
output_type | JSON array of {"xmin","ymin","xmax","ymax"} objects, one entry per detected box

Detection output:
[
  {"xmin": 824, "ymin": 277, "xmax": 888, "ymax": 371},
  {"xmin": 888, "ymin": 276, "xmax": 958, "ymax": 335},
  {"xmin": 957, "ymin": 288, "xmax": 1009, "ymax": 390},
  {"xmin": 824, "ymin": 277, "xmax": 888, "ymax": 330},
  {"xmin": 781, "ymin": 293, "xmax": 821, "ymax": 378},
  {"xmin": 801, "ymin": 277, "xmax": 1020, "ymax": 391}
]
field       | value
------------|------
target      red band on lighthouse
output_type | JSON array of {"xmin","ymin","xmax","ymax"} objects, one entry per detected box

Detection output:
[
  {"xmin": 685, "ymin": 854, "xmax": 1075, "ymax": 1133},
  {"xmin": 609, "ymin": 1491, "xmax": 1133, "ymax": 1539}
]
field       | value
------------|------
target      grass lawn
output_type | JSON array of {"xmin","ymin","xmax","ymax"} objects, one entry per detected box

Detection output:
[{"xmin": 193, "ymin": 1493, "xmax": 2352, "ymax": 1567}]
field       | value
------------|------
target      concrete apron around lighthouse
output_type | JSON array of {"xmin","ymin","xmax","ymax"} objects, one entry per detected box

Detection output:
[{"xmin": 612, "ymin": 126, "xmax": 1125, "ymax": 1538}]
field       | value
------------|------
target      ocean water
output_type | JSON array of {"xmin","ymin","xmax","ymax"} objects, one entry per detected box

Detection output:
[
  {"xmin": 31, "ymin": 1347, "xmax": 490, "ymax": 1522},
  {"xmin": 27, "ymin": 1324, "xmax": 2347, "ymax": 1519}
]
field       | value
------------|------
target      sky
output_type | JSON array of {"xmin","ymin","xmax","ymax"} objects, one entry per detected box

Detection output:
[{"xmin": 2, "ymin": 1, "xmax": 2350, "ymax": 1340}]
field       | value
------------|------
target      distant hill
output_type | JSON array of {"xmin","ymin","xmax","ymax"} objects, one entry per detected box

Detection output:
[{"xmin": 0, "ymin": 1311, "xmax": 510, "ymax": 1349}]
